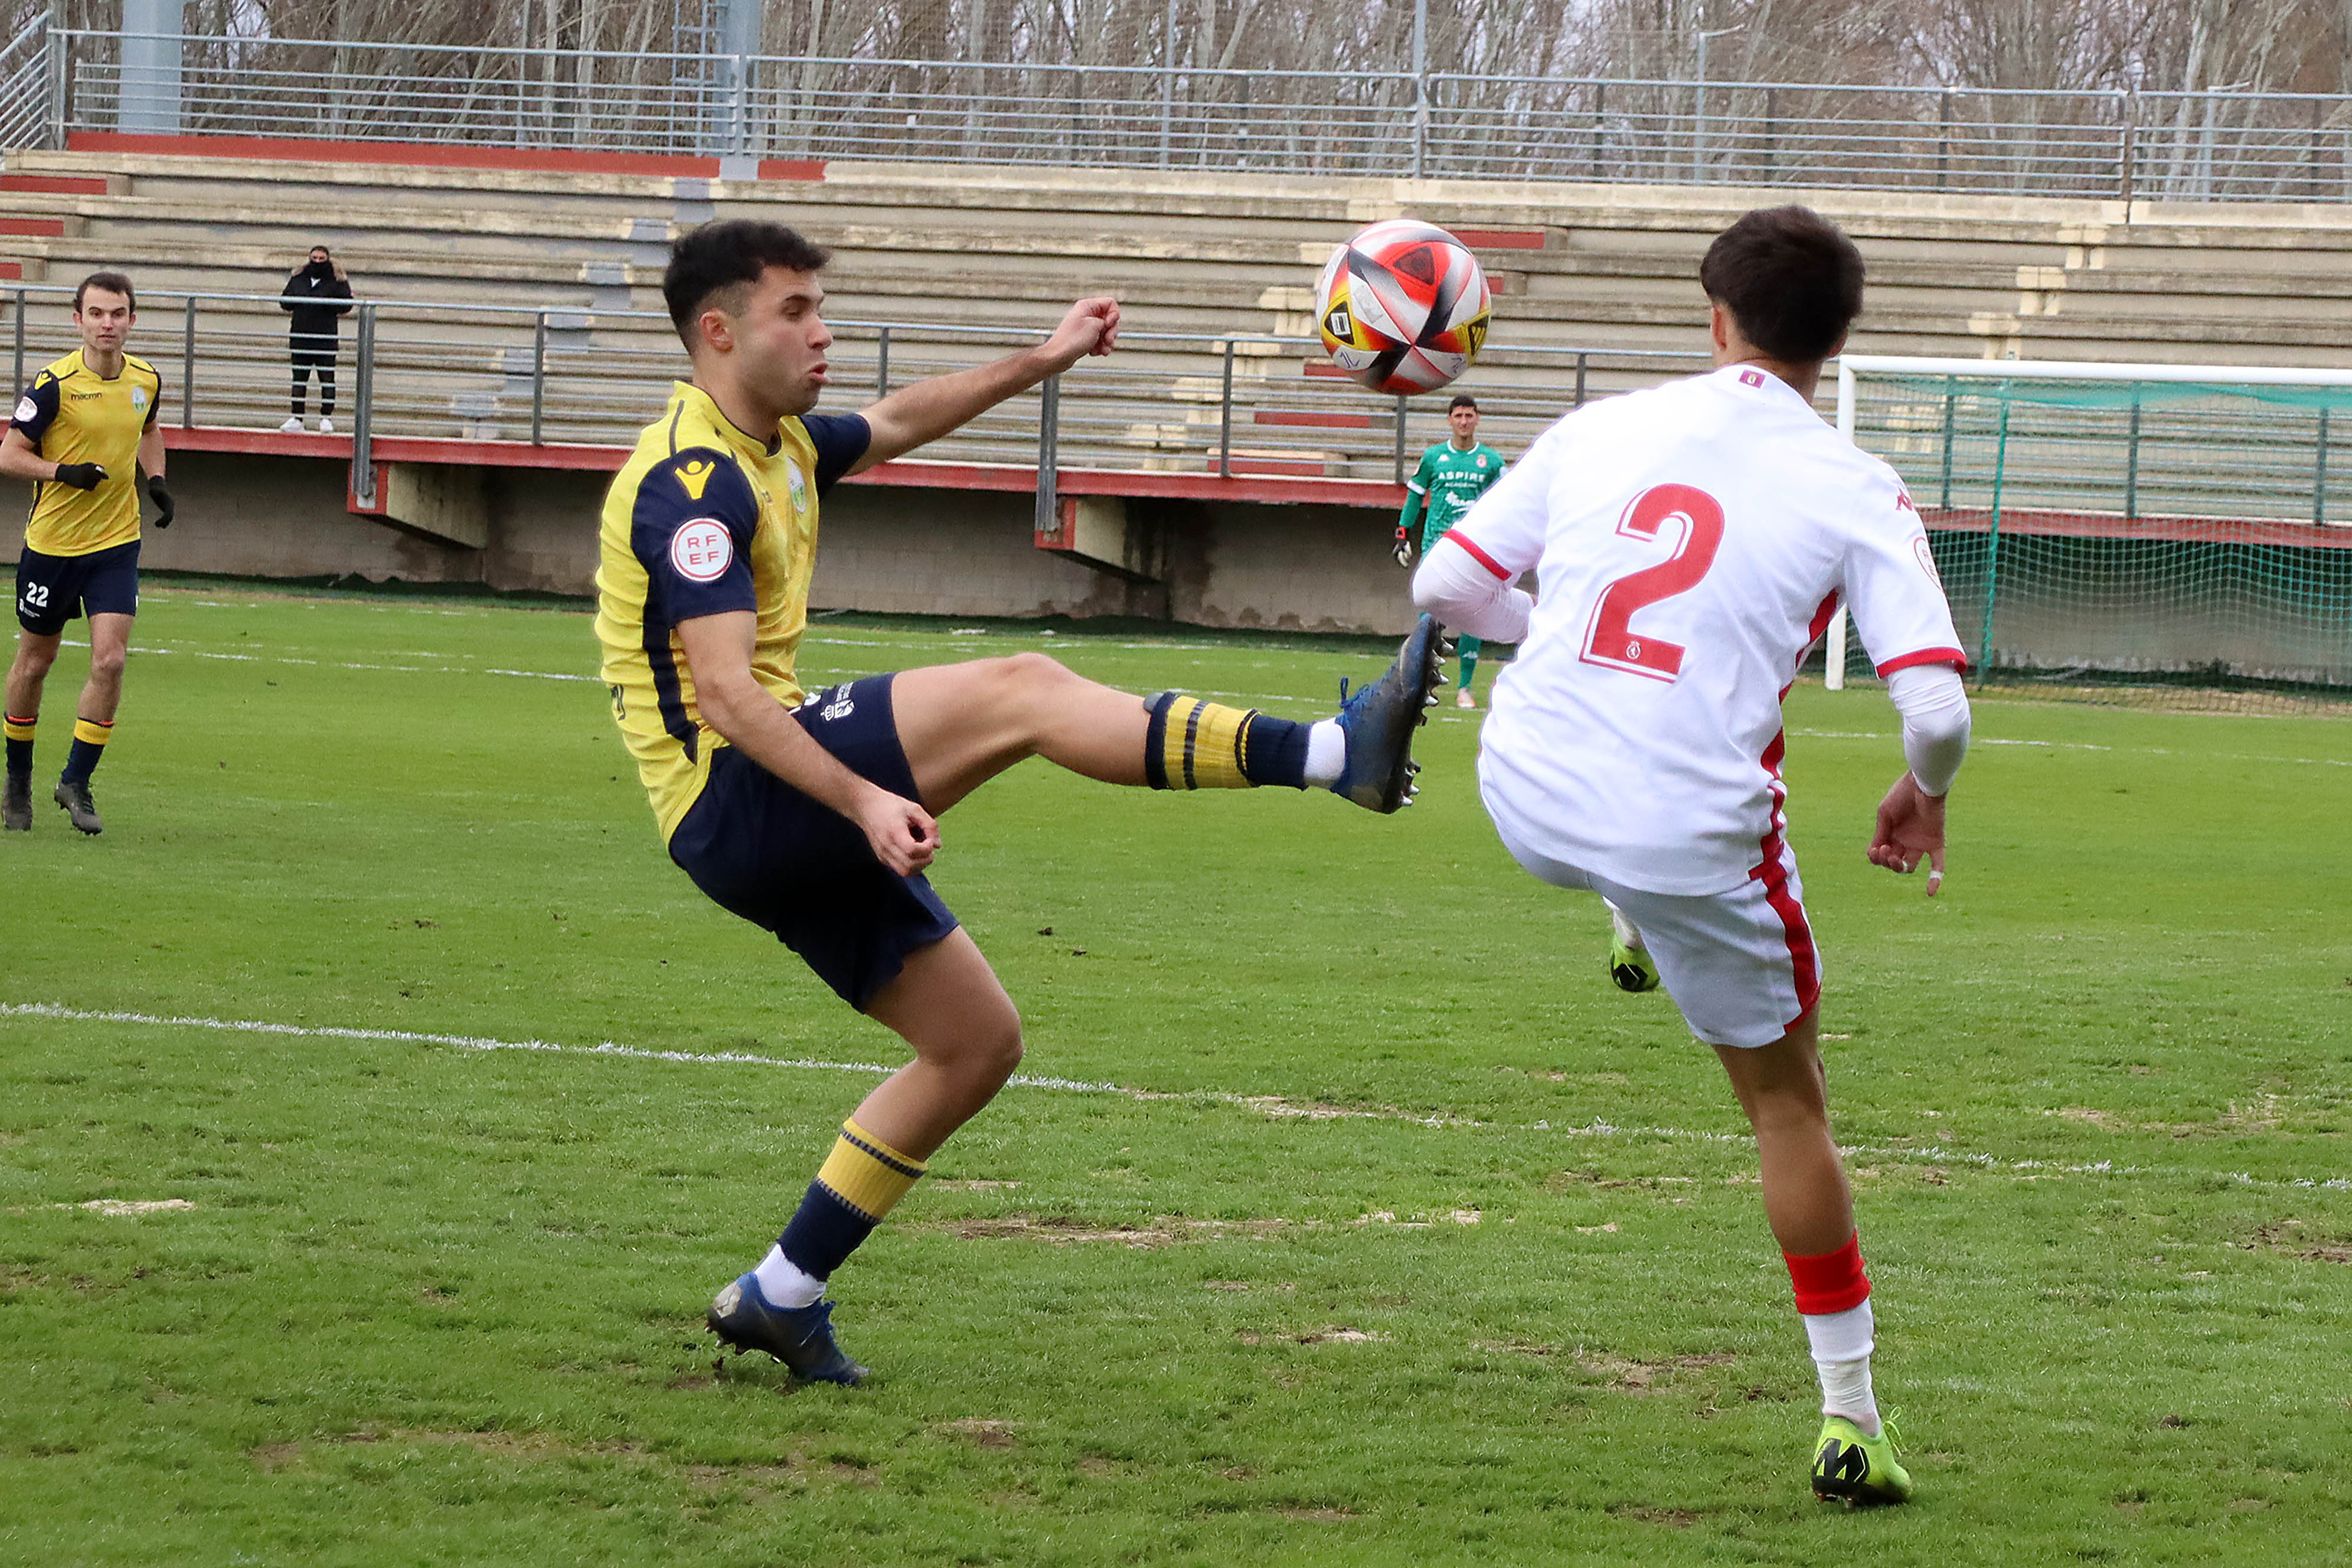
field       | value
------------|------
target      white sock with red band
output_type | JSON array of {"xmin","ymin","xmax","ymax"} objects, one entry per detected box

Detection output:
[{"xmin": 1785, "ymin": 1231, "xmax": 1882, "ymax": 1438}]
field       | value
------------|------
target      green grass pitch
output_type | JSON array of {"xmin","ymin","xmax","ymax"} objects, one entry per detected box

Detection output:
[{"xmin": 2, "ymin": 582, "xmax": 2348, "ymax": 1566}]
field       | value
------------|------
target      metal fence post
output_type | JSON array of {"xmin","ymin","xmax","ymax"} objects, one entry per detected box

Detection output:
[
  {"xmin": 1409, "ymin": 0, "xmax": 1429, "ymax": 177},
  {"xmin": 1591, "ymin": 80, "xmax": 1606, "ymax": 181},
  {"xmin": 12, "ymin": 287, "xmax": 25, "ymax": 396},
  {"xmin": 2316, "ymin": 405, "xmax": 2330, "ymax": 526},
  {"xmin": 45, "ymin": 18, "xmax": 66, "ymax": 149},
  {"xmin": 1976, "ymin": 388, "xmax": 2014, "ymax": 681},
  {"xmin": 351, "ymin": 303, "xmax": 376, "ymax": 508},
  {"xmin": 1938, "ymin": 378, "xmax": 1956, "ymax": 509},
  {"xmin": 2124, "ymin": 389, "xmax": 2141, "ymax": 518},
  {"xmin": 180, "ymin": 294, "xmax": 194, "ymax": 427},
  {"xmin": 530, "ymin": 309, "xmax": 547, "ymax": 444},
  {"xmin": 2118, "ymin": 90, "xmax": 2137, "ymax": 211},
  {"xmin": 1217, "ymin": 338, "xmax": 1234, "ymax": 478},
  {"xmin": 1573, "ymin": 351, "xmax": 1588, "ymax": 408},
  {"xmin": 1157, "ymin": 0, "xmax": 1175, "ymax": 168},
  {"xmin": 876, "ymin": 324, "xmax": 891, "ymax": 399},
  {"xmin": 1034, "ymin": 372, "xmax": 1060, "ymax": 537},
  {"xmin": 1392, "ymin": 394, "xmax": 1408, "ymax": 483},
  {"xmin": 1936, "ymin": 90, "xmax": 1951, "ymax": 190}
]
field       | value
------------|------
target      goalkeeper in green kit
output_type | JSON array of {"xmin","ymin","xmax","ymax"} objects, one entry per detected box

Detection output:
[{"xmin": 1395, "ymin": 394, "xmax": 1504, "ymax": 708}]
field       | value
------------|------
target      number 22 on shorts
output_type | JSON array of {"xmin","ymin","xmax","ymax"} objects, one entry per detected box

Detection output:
[{"xmin": 1579, "ymin": 483, "xmax": 1724, "ymax": 682}]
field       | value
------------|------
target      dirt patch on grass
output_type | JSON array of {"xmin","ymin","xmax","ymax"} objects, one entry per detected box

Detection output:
[
  {"xmin": 2249, "ymin": 1220, "xmax": 2352, "ymax": 1263},
  {"xmin": 1608, "ymin": 1503, "xmax": 1700, "ymax": 1528},
  {"xmin": 1572, "ymin": 1350, "xmax": 1736, "ymax": 1393},
  {"xmin": 944, "ymin": 1214, "xmax": 1293, "ymax": 1248},
  {"xmin": 932, "ymin": 1179, "xmax": 1022, "ymax": 1190},
  {"xmin": 1273, "ymin": 1505, "xmax": 1360, "ymax": 1521},
  {"xmin": 72, "ymin": 1198, "xmax": 196, "ymax": 1216},
  {"xmin": 1237, "ymin": 1326, "xmax": 1387, "ymax": 1346},
  {"xmin": 933, "ymin": 1418, "xmax": 1018, "ymax": 1448}
]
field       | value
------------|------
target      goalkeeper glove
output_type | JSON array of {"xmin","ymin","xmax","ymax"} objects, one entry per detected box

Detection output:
[
  {"xmin": 51, "ymin": 462, "xmax": 105, "ymax": 490},
  {"xmin": 146, "ymin": 475, "xmax": 175, "ymax": 529},
  {"xmin": 1393, "ymin": 527, "xmax": 1416, "ymax": 570}
]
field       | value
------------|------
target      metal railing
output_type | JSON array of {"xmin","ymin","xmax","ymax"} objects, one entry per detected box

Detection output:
[
  {"xmin": 0, "ymin": 14, "xmax": 53, "ymax": 153},
  {"xmin": 0, "ymin": 281, "xmax": 1708, "ymax": 507},
  {"xmin": 14, "ymin": 26, "xmax": 2352, "ymax": 204}
]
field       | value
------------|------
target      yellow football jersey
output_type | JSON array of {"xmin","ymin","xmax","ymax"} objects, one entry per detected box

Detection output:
[
  {"xmin": 594, "ymin": 381, "xmax": 871, "ymax": 842},
  {"xmin": 11, "ymin": 349, "xmax": 162, "ymax": 556}
]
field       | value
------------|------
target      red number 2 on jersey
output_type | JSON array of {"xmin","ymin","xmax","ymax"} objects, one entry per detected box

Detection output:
[{"xmin": 1579, "ymin": 483, "xmax": 1726, "ymax": 682}]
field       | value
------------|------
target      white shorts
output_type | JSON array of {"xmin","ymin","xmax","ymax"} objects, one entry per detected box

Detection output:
[{"xmin": 1497, "ymin": 828, "xmax": 1822, "ymax": 1049}]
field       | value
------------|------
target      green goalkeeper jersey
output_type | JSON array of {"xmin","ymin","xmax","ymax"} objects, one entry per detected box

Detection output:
[{"xmin": 1400, "ymin": 439, "xmax": 1504, "ymax": 551}]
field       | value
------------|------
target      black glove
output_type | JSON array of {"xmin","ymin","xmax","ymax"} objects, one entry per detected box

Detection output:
[
  {"xmin": 147, "ymin": 475, "xmax": 175, "ymax": 529},
  {"xmin": 1393, "ymin": 526, "xmax": 1416, "ymax": 570},
  {"xmin": 52, "ymin": 462, "xmax": 105, "ymax": 490}
]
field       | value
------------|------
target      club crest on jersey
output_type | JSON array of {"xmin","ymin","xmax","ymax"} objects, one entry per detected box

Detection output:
[
  {"xmin": 669, "ymin": 518, "xmax": 733, "ymax": 582},
  {"xmin": 131, "ymin": 387, "xmax": 148, "ymax": 412},
  {"xmin": 785, "ymin": 460, "xmax": 808, "ymax": 511},
  {"xmin": 674, "ymin": 458, "xmax": 717, "ymax": 500}
]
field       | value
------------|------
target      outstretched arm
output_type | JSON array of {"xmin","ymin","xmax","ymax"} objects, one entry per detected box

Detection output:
[
  {"xmin": 851, "ymin": 296, "xmax": 1121, "ymax": 473},
  {"xmin": 1412, "ymin": 533, "xmax": 1533, "ymax": 643}
]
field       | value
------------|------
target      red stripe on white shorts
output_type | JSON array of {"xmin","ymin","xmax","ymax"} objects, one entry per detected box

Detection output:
[{"xmin": 1749, "ymin": 728, "xmax": 1819, "ymax": 1025}]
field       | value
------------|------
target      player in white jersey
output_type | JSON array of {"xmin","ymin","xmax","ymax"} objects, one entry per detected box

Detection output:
[{"xmin": 1412, "ymin": 205, "xmax": 1972, "ymax": 1507}]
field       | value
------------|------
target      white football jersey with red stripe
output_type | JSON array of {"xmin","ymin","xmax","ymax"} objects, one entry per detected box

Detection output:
[{"xmin": 1450, "ymin": 363, "xmax": 1965, "ymax": 896}]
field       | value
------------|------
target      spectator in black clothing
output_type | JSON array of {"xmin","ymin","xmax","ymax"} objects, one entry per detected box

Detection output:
[{"xmin": 279, "ymin": 246, "xmax": 353, "ymax": 433}]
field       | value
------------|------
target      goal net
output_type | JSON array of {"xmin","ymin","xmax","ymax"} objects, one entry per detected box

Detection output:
[{"xmin": 1827, "ymin": 355, "xmax": 2352, "ymax": 710}]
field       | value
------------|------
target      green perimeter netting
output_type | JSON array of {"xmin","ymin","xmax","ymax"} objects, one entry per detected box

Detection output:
[{"xmin": 1828, "ymin": 373, "xmax": 2352, "ymax": 710}]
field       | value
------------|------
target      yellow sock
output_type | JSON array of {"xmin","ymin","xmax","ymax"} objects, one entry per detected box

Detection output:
[
  {"xmin": 814, "ymin": 1118, "xmax": 928, "ymax": 1223},
  {"xmin": 1143, "ymin": 693, "xmax": 1252, "ymax": 789}
]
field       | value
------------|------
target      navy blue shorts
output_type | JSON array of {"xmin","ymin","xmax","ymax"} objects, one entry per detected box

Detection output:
[
  {"xmin": 667, "ymin": 674, "xmax": 958, "ymax": 1010},
  {"xmin": 15, "ymin": 541, "xmax": 140, "ymax": 636}
]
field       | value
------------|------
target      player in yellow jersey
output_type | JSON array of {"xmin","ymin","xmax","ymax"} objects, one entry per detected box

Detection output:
[
  {"xmin": 1, "ymin": 271, "xmax": 175, "ymax": 835},
  {"xmin": 597, "ymin": 221, "xmax": 1445, "ymax": 1383}
]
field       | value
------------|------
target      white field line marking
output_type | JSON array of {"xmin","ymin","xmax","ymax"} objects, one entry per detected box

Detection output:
[
  {"xmin": 84, "ymin": 638, "xmax": 1334, "ymax": 707},
  {"xmin": 9, "ymin": 1003, "xmax": 2349, "ymax": 1193},
  {"xmin": 94, "ymin": 631, "xmax": 2352, "ymax": 766},
  {"xmin": 64, "ymin": 637, "xmax": 605, "ymax": 685},
  {"xmin": 1791, "ymin": 727, "xmax": 2352, "ymax": 771}
]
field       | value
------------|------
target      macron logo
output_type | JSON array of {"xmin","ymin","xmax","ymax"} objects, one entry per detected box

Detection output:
[{"xmin": 669, "ymin": 518, "xmax": 733, "ymax": 582}]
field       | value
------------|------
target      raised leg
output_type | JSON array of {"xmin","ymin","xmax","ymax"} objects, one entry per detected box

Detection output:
[{"xmin": 889, "ymin": 652, "xmax": 1151, "ymax": 811}]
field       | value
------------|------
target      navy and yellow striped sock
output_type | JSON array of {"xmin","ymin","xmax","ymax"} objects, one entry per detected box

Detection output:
[
  {"xmin": 775, "ymin": 1118, "xmax": 929, "ymax": 1282},
  {"xmin": 60, "ymin": 717, "xmax": 111, "ymax": 786},
  {"xmin": 1143, "ymin": 692, "xmax": 1309, "ymax": 790},
  {"xmin": 4, "ymin": 713, "xmax": 33, "ymax": 779}
]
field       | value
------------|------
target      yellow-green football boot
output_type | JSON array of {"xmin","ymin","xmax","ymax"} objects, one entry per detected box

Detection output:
[
  {"xmin": 1605, "ymin": 902, "xmax": 1660, "ymax": 993},
  {"xmin": 1608, "ymin": 938, "xmax": 1660, "ymax": 994},
  {"xmin": 1811, "ymin": 1414, "xmax": 1912, "ymax": 1507}
]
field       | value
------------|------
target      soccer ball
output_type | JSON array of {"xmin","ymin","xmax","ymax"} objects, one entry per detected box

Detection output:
[{"xmin": 1314, "ymin": 220, "xmax": 1491, "ymax": 396}]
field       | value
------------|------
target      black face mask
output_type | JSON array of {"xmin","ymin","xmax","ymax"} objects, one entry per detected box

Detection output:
[{"xmin": 305, "ymin": 260, "xmax": 332, "ymax": 279}]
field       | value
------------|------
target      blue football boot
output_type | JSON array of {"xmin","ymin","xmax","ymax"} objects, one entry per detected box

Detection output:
[
  {"xmin": 1330, "ymin": 612, "xmax": 1444, "ymax": 814},
  {"xmin": 707, "ymin": 1273, "xmax": 868, "ymax": 1386}
]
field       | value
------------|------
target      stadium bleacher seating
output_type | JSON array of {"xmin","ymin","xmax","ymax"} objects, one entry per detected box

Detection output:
[{"xmin": 6, "ymin": 139, "xmax": 2352, "ymax": 622}]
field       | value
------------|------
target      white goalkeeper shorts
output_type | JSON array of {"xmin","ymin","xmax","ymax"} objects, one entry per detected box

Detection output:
[{"xmin": 1498, "ymin": 830, "xmax": 1822, "ymax": 1050}]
